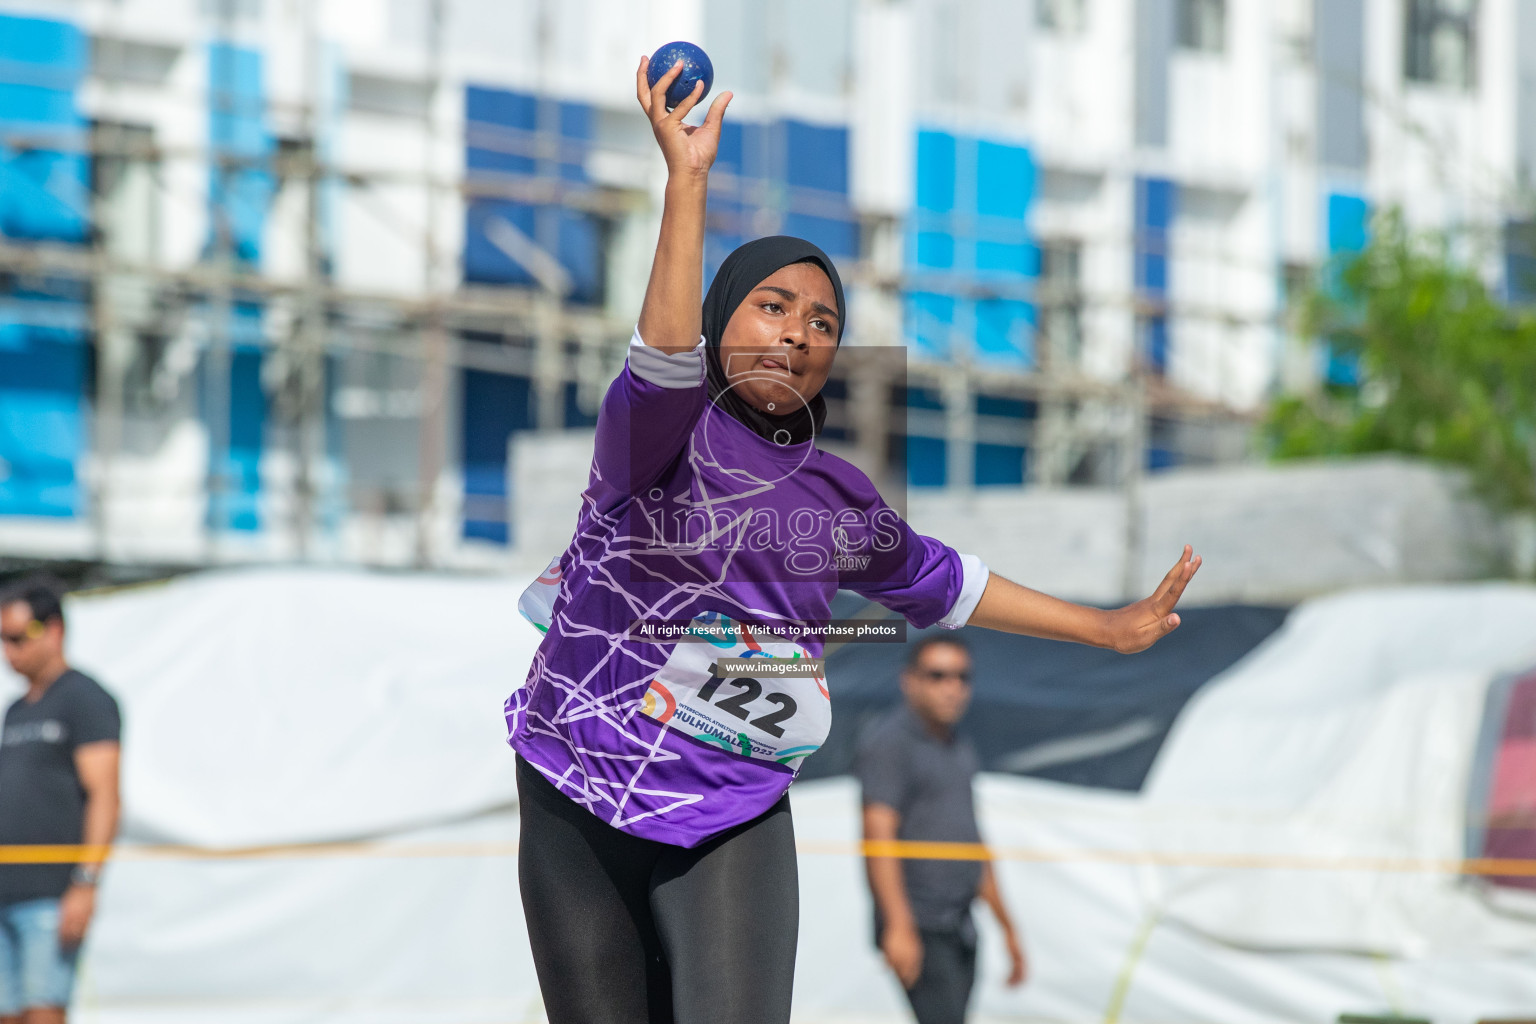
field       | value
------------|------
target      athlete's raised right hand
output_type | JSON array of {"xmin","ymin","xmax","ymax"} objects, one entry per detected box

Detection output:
[{"xmin": 636, "ymin": 56, "xmax": 732, "ymax": 180}]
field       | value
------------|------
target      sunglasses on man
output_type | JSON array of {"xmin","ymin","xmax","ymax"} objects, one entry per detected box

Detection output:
[
  {"xmin": 915, "ymin": 667, "xmax": 971, "ymax": 684},
  {"xmin": 0, "ymin": 621, "xmax": 46, "ymax": 646}
]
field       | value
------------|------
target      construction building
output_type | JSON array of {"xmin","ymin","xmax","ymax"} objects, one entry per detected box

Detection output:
[{"xmin": 0, "ymin": 0, "xmax": 1531, "ymax": 572}]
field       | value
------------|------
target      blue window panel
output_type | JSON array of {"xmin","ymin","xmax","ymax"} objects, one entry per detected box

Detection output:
[
  {"xmin": 904, "ymin": 435, "xmax": 947, "ymax": 488},
  {"xmin": 715, "ymin": 120, "xmax": 746, "ymax": 176},
  {"xmin": 563, "ymin": 381, "xmax": 598, "ymax": 429},
  {"xmin": 705, "ymin": 230, "xmax": 746, "ymax": 282},
  {"xmin": 1134, "ymin": 176, "xmax": 1176, "ymax": 299},
  {"xmin": 974, "ymin": 299, "xmax": 1035, "ymax": 367},
  {"xmin": 1321, "ymin": 193, "xmax": 1369, "ymax": 339},
  {"xmin": 462, "ymin": 86, "xmax": 599, "ymax": 304},
  {"xmin": 461, "ymin": 370, "xmax": 532, "ymax": 545},
  {"xmin": 223, "ymin": 347, "xmax": 266, "ymax": 532},
  {"xmin": 975, "ymin": 240, "xmax": 1034, "ymax": 276},
  {"xmin": 902, "ymin": 385, "xmax": 945, "ymax": 412},
  {"xmin": 976, "ymin": 394, "xmax": 1037, "ymax": 419},
  {"xmin": 463, "ymin": 199, "xmax": 538, "ymax": 286},
  {"xmin": 465, "ymin": 85, "xmax": 537, "ymax": 177},
  {"xmin": 466, "ymin": 139, "xmax": 536, "ymax": 177},
  {"xmin": 1324, "ymin": 343, "xmax": 1361, "ymax": 386},
  {"xmin": 915, "ymin": 131, "xmax": 956, "ymax": 214},
  {"xmin": 1137, "ymin": 249, "xmax": 1169, "ymax": 294},
  {"xmin": 975, "ymin": 140, "xmax": 1034, "ymax": 220},
  {"xmin": 0, "ymin": 82, "xmax": 79, "ymax": 122},
  {"xmin": 558, "ymin": 100, "xmax": 591, "ymax": 141},
  {"xmin": 783, "ymin": 212, "xmax": 858, "ymax": 260},
  {"xmin": 1147, "ymin": 447, "xmax": 1178, "ymax": 471},
  {"xmin": 817, "ymin": 379, "xmax": 849, "ymax": 442},
  {"xmin": 1327, "ymin": 192, "xmax": 1370, "ymax": 254},
  {"xmin": 556, "ymin": 100, "xmax": 591, "ymax": 182},
  {"xmin": 198, "ymin": 308, "xmax": 267, "ymax": 534},
  {"xmin": 467, "ymin": 86, "xmax": 537, "ymax": 130},
  {"xmin": 975, "ymin": 443, "xmax": 1027, "ymax": 486},
  {"xmin": 715, "ymin": 120, "xmax": 774, "ymax": 182},
  {"xmin": 1, "ymin": 150, "xmax": 91, "ymax": 244},
  {"xmin": 1503, "ymin": 221, "xmax": 1536, "ymax": 304},
  {"xmin": 207, "ymin": 44, "xmax": 272, "ymax": 267},
  {"xmin": 0, "ymin": 13, "xmax": 85, "ymax": 67},
  {"xmin": 785, "ymin": 121, "xmax": 849, "ymax": 194},
  {"xmin": 915, "ymin": 231, "xmax": 955, "ymax": 269},
  {"xmin": 1145, "ymin": 315, "xmax": 1170, "ymax": 373},
  {"xmin": 1137, "ymin": 176, "xmax": 1177, "ymax": 231},
  {"xmin": 0, "ymin": 15, "xmax": 89, "ymax": 243},
  {"xmin": 558, "ymin": 209, "xmax": 604, "ymax": 304},
  {"xmin": 905, "ymin": 291, "xmax": 955, "ymax": 359},
  {"xmin": 1508, "ymin": 253, "xmax": 1536, "ymax": 304},
  {"xmin": 0, "ymin": 336, "xmax": 86, "ymax": 517}
]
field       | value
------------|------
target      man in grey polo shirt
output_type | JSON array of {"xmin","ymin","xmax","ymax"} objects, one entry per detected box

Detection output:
[{"xmin": 856, "ymin": 635, "xmax": 1026, "ymax": 1024}]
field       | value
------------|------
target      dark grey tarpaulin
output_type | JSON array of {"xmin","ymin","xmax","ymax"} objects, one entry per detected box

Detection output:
[{"xmin": 802, "ymin": 600, "xmax": 1291, "ymax": 791}]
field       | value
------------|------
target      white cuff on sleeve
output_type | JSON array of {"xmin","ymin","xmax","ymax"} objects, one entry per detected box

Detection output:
[
  {"xmin": 626, "ymin": 328, "xmax": 706, "ymax": 389},
  {"xmin": 938, "ymin": 553, "xmax": 990, "ymax": 630}
]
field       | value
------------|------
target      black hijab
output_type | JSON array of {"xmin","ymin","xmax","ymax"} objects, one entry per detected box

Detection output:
[{"xmin": 701, "ymin": 236, "xmax": 846, "ymax": 446}]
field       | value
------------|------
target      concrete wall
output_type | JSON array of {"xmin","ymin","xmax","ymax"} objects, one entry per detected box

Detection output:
[{"xmin": 510, "ymin": 437, "xmax": 1515, "ymax": 606}]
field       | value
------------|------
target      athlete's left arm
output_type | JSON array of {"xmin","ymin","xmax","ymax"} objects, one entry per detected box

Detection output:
[
  {"xmin": 59, "ymin": 740, "xmax": 120, "ymax": 946},
  {"xmin": 967, "ymin": 546, "xmax": 1202, "ymax": 654}
]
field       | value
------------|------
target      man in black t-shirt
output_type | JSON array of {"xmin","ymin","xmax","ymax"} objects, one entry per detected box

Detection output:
[
  {"xmin": 856, "ymin": 635, "xmax": 1026, "ymax": 1024},
  {"xmin": 0, "ymin": 578, "xmax": 120, "ymax": 1024}
]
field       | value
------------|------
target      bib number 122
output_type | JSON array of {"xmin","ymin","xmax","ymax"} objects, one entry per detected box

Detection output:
[{"xmin": 697, "ymin": 667, "xmax": 797, "ymax": 737}]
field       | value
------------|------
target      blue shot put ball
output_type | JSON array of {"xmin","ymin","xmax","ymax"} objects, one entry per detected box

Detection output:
[{"xmin": 647, "ymin": 41, "xmax": 713, "ymax": 111}]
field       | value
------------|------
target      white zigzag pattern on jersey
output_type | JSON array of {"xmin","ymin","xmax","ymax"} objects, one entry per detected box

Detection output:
[{"xmin": 507, "ymin": 423, "xmax": 816, "ymax": 830}]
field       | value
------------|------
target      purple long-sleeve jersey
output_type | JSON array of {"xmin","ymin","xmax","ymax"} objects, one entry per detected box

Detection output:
[{"xmin": 504, "ymin": 332, "xmax": 989, "ymax": 847}]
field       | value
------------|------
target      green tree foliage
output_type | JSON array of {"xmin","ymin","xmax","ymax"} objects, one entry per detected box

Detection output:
[{"xmin": 1268, "ymin": 210, "xmax": 1536, "ymax": 513}]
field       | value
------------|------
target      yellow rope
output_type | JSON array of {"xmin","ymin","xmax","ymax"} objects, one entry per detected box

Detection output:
[{"xmin": 12, "ymin": 840, "xmax": 1536, "ymax": 877}]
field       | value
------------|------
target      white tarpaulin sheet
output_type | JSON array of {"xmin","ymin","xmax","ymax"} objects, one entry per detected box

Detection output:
[{"xmin": 11, "ymin": 570, "xmax": 1534, "ymax": 1023}]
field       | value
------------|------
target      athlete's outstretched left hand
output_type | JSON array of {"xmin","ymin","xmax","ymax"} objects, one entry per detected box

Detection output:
[
  {"xmin": 1103, "ymin": 545, "xmax": 1202, "ymax": 654},
  {"xmin": 968, "ymin": 546, "xmax": 1202, "ymax": 654}
]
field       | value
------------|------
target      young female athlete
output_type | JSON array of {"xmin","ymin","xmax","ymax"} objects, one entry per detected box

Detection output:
[{"xmin": 504, "ymin": 57, "xmax": 1203, "ymax": 1024}]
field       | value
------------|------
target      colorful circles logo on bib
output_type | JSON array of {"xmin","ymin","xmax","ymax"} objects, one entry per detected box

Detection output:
[{"xmin": 641, "ymin": 680, "xmax": 677, "ymax": 724}]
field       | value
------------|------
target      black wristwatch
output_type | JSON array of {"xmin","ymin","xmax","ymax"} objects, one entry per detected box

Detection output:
[{"xmin": 70, "ymin": 864, "xmax": 102, "ymax": 887}]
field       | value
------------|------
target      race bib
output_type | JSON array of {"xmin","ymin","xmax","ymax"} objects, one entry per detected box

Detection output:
[{"xmin": 639, "ymin": 614, "xmax": 830, "ymax": 771}]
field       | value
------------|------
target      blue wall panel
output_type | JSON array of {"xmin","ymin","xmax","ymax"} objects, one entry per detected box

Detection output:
[
  {"xmin": 915, "ymin": 131, "xmax": 957, "ymax": 213},
  {"xmin": 225, "ymin": 347, "xmax": 266, "ymax": 532},
  {"xmin": 975, "ymin": 141, "xmax": 1033, "ymax": 220},
  {"xmin": 208, "ymin": 43, "xmax": 273, "ymax": 266},
  {"xmin": 463, "ymin": 86, "xmax": 602, "ymax": 304},
  {"xmin": 975, "ymin": 299, "xmax": 1035, "ymax": 364},
  {"xmin": 1134, "ymin": 176, "xmax": 1176, "ymax": 381},
  {"xmin": 1134, "ymin": 175, "xmax": 1176, "ymax": 298},
  {"xmin": 905, "ymin": 292, "xmax": 956, "ymax": 360},
  {"xmin": 706, "ymin": 118, "xmax": 858, "ymax": 280},
  {"xmin": 902, "ymin": 435, "xmax": 947, "ymax": 488},
  {"xmin": 0, "ymin": 14, "xmax": 89, "ymax": 243},
  {"xmin": 0, "ymin": 15, "xmax": 89, "ymax": 518},
  {"xmin": 462, "ymin": 369, "xmax": 532, "ymax": 545},
  {"xmin": 1327, "ymin": 192, "xmax": 1370, "ymax": 254},
  {"xmin": 905, "ymin": 130, "xmax": 1037, "ymax": 371},
  {"xmin": 975, "ymin": 443, "xmax": 1027, "ymax": 486},
  {"xmin": 785, "ymin": 121, "xmax": 847, "ymax": 194},
  {"xmin": 0, "ymin": 338, "xmax": 86, "ymax": 517},
  {"xmin": 1324, "ymin": 190, "xmax": 1370, "ymax": 386},
  {"xmin": 205, "ymin": 44, "xmax": 272, "ymax": 532}
]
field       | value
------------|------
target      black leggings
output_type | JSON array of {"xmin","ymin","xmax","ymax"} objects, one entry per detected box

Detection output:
[{"xmin": 516, "ymin": 756, "xmax": 799, "ymax": 1024}]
